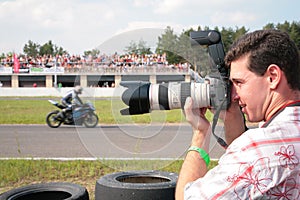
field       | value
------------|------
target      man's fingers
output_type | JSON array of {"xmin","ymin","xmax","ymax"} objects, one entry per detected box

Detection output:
[
  {"xmin": 184, "ymin": 97, "xmax": 192, "ymax": 110},
  {"xmin": 184, "ymin": 97, "xmax": 192, "ymax": 116}
]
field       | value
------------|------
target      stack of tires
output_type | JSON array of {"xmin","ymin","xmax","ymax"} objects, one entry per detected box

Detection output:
[{"xmin": 0, "ymin": 171, "xmax": 178, "ymax": 200}]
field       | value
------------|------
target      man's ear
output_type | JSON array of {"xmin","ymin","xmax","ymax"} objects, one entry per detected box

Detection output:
[{"xmin": 266, "ymin": 64, "xmax": 282, "ymax": 89}]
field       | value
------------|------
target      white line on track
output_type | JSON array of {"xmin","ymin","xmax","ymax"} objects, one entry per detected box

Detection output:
[{"xmin": 0, "ymin": 157, "xmax": 219, "ymax": 161}]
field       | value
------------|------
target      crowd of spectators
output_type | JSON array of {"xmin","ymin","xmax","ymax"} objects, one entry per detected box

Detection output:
[{"xmin": 0, "ymin": 53, "xmax": 190, "ymax": 74}]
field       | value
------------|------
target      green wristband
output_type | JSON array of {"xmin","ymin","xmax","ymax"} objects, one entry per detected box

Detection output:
[{"xmin": 187, "ymin": 146, "xmax": 210, "ymax": 167}]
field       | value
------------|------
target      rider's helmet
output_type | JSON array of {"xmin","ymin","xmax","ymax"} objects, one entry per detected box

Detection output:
[{"xmin": 74, "ymin": 85, "xmax": 83, "ymax": 94}]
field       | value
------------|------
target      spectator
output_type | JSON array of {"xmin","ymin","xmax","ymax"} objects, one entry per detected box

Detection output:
[{"xmin": 0, "ymin": 52, "xmax": 184, "ymax": 74}]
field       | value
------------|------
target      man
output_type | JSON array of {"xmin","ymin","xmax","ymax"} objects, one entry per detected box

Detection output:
[
  {"xmin": 59, "ymin": 85, "xmax": 83, "ymax": 119},
  {"xmin": 176, "ymin": 29, "xmax": 300, "ymax": 199}
]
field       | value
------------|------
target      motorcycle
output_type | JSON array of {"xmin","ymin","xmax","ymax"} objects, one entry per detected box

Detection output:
[{"xmin": 46, "ymin": 100, "xmax": 99, "ymax": 128}]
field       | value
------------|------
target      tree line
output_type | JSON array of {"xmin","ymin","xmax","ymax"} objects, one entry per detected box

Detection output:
[
  {"xmin": 155, "ymin": 20, "xmax": 300, "ymax": 66},
  {"xmin": 1, "ymin": 21, "xmax": 299, "ymax": 67}
]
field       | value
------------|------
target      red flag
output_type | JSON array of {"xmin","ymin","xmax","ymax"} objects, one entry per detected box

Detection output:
[{"xmin": 13, "ymin": 54, "xmax": 20, "ymax": 73}]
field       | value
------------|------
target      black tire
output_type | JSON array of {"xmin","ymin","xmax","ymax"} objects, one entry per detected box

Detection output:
[
  {"xmin": 95, "ymin": 170, "xmax": 178, "ymax": 200},
  {"xmin": 46, "ymin": 110, "xmax": 62, "ymax": 128},
  {"xmin": 0, "ymin": 182, "xmax": 89, "ymax": 200},
  {"xmin": 83, "ymin": 112, "xmax": 98, "ymax": 128}
]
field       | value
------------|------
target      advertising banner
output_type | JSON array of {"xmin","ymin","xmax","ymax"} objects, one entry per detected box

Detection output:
[
  {"xmin": 30, "ymin": 67, "xmax": 65, "ymax": 74},
  {"xmin": 0, "ymin": 66, "xmax": 13, "ymax": 74}
]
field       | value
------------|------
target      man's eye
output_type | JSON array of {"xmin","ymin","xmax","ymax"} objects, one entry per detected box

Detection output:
[{"xmin": 233, "ymin": 80, "xmax": 242, "ymax": 86}]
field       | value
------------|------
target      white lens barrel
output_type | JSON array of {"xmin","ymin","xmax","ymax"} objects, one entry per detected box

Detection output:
[
  {"xmin": 167, "ymin": 82, "xmax": 182, "ymax": 109},
  {"xmin": 149, "ymin": 81, "xmax": 210, "ymax": 111},
  {"xmin": 149, "ymin": 84, "xmax": 161, "ymax": 110},
  {"xmin": 191, "ymin": 82, "xmax": 210, "ymax": 108}
]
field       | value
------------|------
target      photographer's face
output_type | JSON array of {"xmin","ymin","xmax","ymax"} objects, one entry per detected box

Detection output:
[{"xmin": 230, "ymin": 54, "xmax": 269, "ymax": 122}]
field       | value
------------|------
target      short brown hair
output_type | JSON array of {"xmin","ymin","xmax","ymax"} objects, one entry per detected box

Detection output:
[{"xmin": 225, "ymin": 29, "xmax": 300, "ymax": 90}]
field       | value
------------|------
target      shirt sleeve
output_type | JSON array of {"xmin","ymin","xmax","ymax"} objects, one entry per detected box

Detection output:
[
  {"xmin": 184, "ymin": 126, "xmax": 300, "ymax": 199},
  {"xmin": 184, "ymin": 161, "xmax": 241, "ymax": 199},
  {"xmin": 183, "ymin": 131, "xmax": 254, "ymax": 199}
]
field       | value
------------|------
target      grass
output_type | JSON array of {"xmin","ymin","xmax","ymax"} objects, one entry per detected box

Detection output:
[
  {"xmin": 0, "ymin": 159, "xmax": 218, "ymax": 199},
  {"xmin": 0, "ymin": 98, "xmax": 213, "ymax": 124}
]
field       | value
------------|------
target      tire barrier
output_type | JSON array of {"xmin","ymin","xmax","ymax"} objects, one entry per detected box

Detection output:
[
  {"xmin": 95, "ymin": 170, "xmax": 178, "ymax": 200},
  {"xmin": 0, "ymin": 182, "xmax": 89, "ymax": 200}
]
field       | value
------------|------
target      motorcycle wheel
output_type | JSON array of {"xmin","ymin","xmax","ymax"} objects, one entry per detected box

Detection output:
[
  {"xmin": 46, "ymin": 110, "xmax": 63, "ymax": 128},
  {"xmin": 83, "ymin": 112, "xmax": 98, "ymax": 128}
]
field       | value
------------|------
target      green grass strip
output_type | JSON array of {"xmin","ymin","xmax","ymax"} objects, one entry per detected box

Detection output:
[
  {"xmin": 0, "ymin": 159, "xmax": 218, "ymax": 199},
  {"xmin": 0, "ymin": 99, "xmax": 213, "ymax": 124}
]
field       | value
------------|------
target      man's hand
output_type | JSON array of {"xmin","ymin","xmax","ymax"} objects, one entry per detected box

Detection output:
[
  {"xmin": 184, "ymin": 97, "xmax": 210, "ymax": 135},
  {"xmin": 175, "ymin": 97, "xmax": 211, "ymax": 200}
]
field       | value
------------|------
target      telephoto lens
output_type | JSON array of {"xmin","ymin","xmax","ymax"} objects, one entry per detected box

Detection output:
[{"xmin": 120, "ymin": 81, "xmax": 211, "ymax": 115}]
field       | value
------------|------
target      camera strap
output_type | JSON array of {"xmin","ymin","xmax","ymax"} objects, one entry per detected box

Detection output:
[{"xmin": 211, "ymin": 98, "xmax": 228, "ymax": 149}]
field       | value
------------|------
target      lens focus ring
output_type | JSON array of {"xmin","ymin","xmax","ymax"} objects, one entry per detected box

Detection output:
[{"xmin": 180, "ymin": 83, "xmax": 191, "ymax": 109}]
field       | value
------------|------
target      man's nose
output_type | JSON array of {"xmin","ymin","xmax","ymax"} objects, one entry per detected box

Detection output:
[{"xmin": 231, "ymin": 86, "xmax": 240, "ymax": 102}]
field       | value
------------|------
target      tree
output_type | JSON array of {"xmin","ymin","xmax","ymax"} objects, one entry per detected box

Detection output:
[
  {"xmin": 39, "ymin": 40, "xmax": 54, "ymax": 56},
  {"xmin": 233, "ymin": 26, "xmax": 248, "ymax": 43},
  {"xmin": 54, "ymin": 46, "xmax": 68, "ymax": 56},
  {"xmin": 176, "ymin": 30, "xmax": 193, "ymax": 63},
  {"xmin": 263, "ymin": 23, "xmax": 275, "ymax": 30},
  {"xmin": 124, "ymin": 40, "xmax": 138, "ymax": 55},
  {"xmin": 137, "ymin": 39, "xmax": 152, "ymax": 55},
  {"xmin": 124, "ymin": 39, "xmax": 152, "ymax": 55},
  {"xmin": 289, "ymin": 21, "xmax": 300, "ymax": 50},
  {"xmin": 84, "ymin": 48, "xmax": 100, "ymax": 58},
  {"xmin": 156, "ymin": 26, "xmax": 181, "ymax": 64},
  {"xmin": 23, "ymin": 40, "xmax": 40, "ymax": 57},
  {"xmin": 184, "ymin": 28, "xmax": 211, "ymax": 75},
  {"xmin": 219, "ymin": 26, "xmax": 248, "ymax": 52},
  {"xmin": 276, "ymin": 21, "xmax": 291, "ymax": 33},
  {"xmin": 264, "ymin": 21, "xmax": 300, "ymax": 50},
  {"xmin": 23, "ymin": 40, "xmax": 67, "ymax": 57}
]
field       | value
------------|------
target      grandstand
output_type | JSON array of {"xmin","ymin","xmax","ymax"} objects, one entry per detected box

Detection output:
[
  {"xmin": 0, "ymin": 54, "xmax": 191, "ymax": 88},
  {"xmin": 0, "ymin": 65, "xmax": 191, "ymax": 88}
]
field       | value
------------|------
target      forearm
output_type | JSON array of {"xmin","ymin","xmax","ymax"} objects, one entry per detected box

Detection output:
[{"xmin": 175, "ymin": 129, "xmax": 210, "ymax": 200}]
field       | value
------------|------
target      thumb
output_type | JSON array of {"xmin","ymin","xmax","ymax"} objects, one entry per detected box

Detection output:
[
  {"xmin": 183, "ymin": 97, "xmax": 193, "ymax": 117},
  {"xmin": 184, "ymin": 97, "xmax": 193, "ymax": 110}
]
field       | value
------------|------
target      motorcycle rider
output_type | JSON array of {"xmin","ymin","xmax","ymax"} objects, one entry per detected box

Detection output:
[{"xmin": 58, "ymin": 85, "xmax": 83, "ymax": 120}]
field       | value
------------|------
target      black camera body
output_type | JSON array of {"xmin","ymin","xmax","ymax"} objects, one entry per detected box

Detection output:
[{"xmin": 120, "ymin": 30, "xmax": 231, "ymax": 115}]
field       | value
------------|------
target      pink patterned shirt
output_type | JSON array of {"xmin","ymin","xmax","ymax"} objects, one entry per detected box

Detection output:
[{"xmin": 184, "ymin": 106, "xmax": 300, "ymax": 200}]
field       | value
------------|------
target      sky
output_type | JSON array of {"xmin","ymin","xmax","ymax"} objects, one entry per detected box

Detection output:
[{"xmin": 0, "ymin": 0, "xmax": 299, "ymax": 55}]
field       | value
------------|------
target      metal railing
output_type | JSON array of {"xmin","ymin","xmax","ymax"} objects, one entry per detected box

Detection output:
[{"xmin": 1, "ymin": 62, "xmax": 190, "ymax": 75}]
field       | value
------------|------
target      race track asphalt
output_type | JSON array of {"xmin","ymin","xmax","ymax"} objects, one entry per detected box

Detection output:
[{"xmin": 0, "ymin": 124, "xmax": 226, "ymax": 160}]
